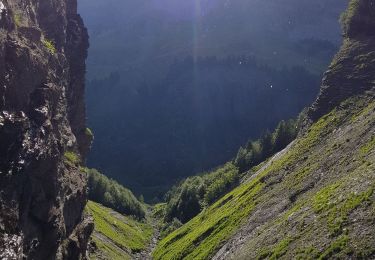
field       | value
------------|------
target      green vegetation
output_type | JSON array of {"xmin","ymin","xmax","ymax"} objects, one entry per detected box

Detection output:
[
  {"xmin": 258, "ymin": 237, "xmax": 293, "ymax": 260},
  {"xmin": 154, "ymin": 175, "xmax": 264, "ymax": 260},
  {"xmin": 164, "ymin": 163, "xmax": 239, "ymax": 223},
  {"xmin": 154, "ymin": 95, "xmax": 375, "ymax": 259},
  {"xmin": 13, "ymin": 13, "xmax": 22, "ymax": 27},
  {"xmin": 234, "ymin": 119, "xmax": 298, "ymax": 173},
  {"xmin": 91, "ymin": 237, "xmax": 130, "ymax": 260},
  {"xmin": 360, "ymin": 136, "xmax": 375, "ymax": 156},
  {"xmin": 340, "ymin": 0, "xmax": 360, "ymax": 33},
  {"xmin": 85, "ymin": 127, "xmax": 94, "ymax": 138},
  {"xmin": 64, "ymin": 151, "xmax": 80, "ymax": 165},
  {"xmin": 87, "ymin": 201, "xmax": 153, "ymax": 259},
  {"xmin": 86, "ymin": 56, "xmax": 319, "ymax": 201},
  {"xmin": 42, "ymin": 38, "xmax": 56, "ymax": 54},
  {"xmin": 162, "ymin": 118, "xmax": 299, "ymax": 225},
  {"xmin": 318, "ymin": 235, "xmax": 350, "ymax": 260},
  {"xmin": 87, "ymin": 168, "xmax": 146, "ymax": 219},
  {"xmin": 313, "ymin": 181, "xmax": 374, "ymax": 236}
]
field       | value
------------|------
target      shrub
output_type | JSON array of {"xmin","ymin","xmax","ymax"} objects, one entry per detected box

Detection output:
[
  {"xmin": 87, "ymin": 168, "xmax": 146, "ymax": 219},
  {"xmin": 42, "ymin": 38, "xmax": 56, "ymax": 54},
  {"xmin": 13, "ymin": 13, "xmax": 22, "ymax": 27},
  {"xmin": 85, "ymin": 127, "xmax": 94, "ymax": 138},
  {"xmin": 64, "ymin": 151, "xmax": 80, "ymax": 165},
  {"xmin": 160, "ymin": 218, "xmax": 182, "ymax": 239}
]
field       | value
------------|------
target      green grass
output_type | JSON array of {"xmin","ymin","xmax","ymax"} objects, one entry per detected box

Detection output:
[
  {"xmin": 42, "ymin": 39, "xmax": 56, "ymax": 54},
  {"xmin": 318, "ymin": 235, "xmax": 350, "ymax": 260},
  {"xmin": 340, "ymin": 0, "xmax": 360, "ymax": 33},
  {"xmin": 153, "ymin": 203, "xmax": 167, "ymax": 219},
  {"xmin": 87, "ymin": 201, "xmax": 153, "ymax": 257},
  {"xmin": 14, "ymin": 13, "xmax": 22, "ymax": 27},
  {"xmin": 153, "ymin": 178, "xmax": 264, "ymax": 260},
  {"xmin": 258, "ymin": 237, "xmax": 293, "ymax": 260},
  {"xmin": 85, "ymin": 127, "xmax": 94, "ymax": 138},
  {"xmin": 91, "ymin": 237, "xmax": 131, "ymax": 260},
  {"xmin": 313, "ymin": 179, "xmax": 374, "ymax": 236},
  {"xmin": 64, "ymin": 151, "xmax": 80, "ymax": 165},
  {"xmin": 360, "ymin": 136, "xmax": 375, "ymax": 156}
]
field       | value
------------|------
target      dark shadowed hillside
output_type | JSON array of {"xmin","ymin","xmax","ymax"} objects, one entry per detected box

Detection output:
[{"xmin": 79, "ymin": 0, "xmax": 347, "ymax": 200}]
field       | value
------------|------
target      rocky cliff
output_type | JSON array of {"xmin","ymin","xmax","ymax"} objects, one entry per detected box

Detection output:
[
  {"xmin": 309, "ymin": 0, "xmax": 375, "ymax": 121},
  {"xmin": 0, "ymin": 0, "xmax": 93, "ymax": 259}
]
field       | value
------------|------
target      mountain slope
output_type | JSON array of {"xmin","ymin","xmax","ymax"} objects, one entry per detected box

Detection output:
[
  {"xmin": 79, "ymin": 0, "xmax": 347, "ymax": 200},
  {"xmin": 86, "ymin": 201, "xmax": 153, "ymax": 260},
  {"xmin": 154, "ymin": 96, "xmax": 375, "ymax": 259},
  {"xmin": 153, "ymin": 0, "xmax": 375, "ymax": 258}
]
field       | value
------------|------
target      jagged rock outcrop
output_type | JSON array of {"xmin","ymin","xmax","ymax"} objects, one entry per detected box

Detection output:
[
  {"xmin": 308, "ymin": 0, "xmax": 375, "ymax": 121},
  {"xmin": 0, "ymin": 0, "xmax": 93, "ymax": 259}
]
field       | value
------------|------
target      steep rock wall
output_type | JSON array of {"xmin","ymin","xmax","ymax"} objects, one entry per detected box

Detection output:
[
  {"xmin": 0, "ymin": 0, "xmax": 93, "ymax": 259},
  {"xmin": 308, "ymin": 0, "xmax": 375, "ymax": 121}
]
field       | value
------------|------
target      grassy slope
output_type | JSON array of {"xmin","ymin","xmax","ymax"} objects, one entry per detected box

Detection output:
[
  {"xmin": 86, "ymin": 201, "xmax": 153, "ymax": 260},
  {"xmin": 153, "ymin": 94, "xmax": 375, "ymax": 260}
]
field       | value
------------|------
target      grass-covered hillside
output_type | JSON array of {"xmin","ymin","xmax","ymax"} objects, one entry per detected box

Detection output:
[
  {"xmin": 86, "ymin": 168, "xmax": 146, "ymax": 219},
  {"xmin": 86, "ymin": 201, "xmax": 153, "ymax": 260},
  {"xmin": 153, "ymin": 91, "xmax": 375, "ymax": 260}
]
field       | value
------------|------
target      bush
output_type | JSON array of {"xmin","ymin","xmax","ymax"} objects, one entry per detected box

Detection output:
[
  {"xmin": 160, "ymin": 218, "xmax": 182, "ymax": 239},
  {"xmin": 13, "ymin": 13, "xmax": 22, "ymax": 27},
  {"xmin": 87, "ymin": 168, "xmax": 146, "ymax": 219},
  {"xmin": 64, "ymin": 151, "xmax": 80, "ymax": 165},
  {"xmin": 85, "ymin": 127, "xmax": 94, "ymax": 138},
  {"xmin": 42, "ymin": 38, "xmax": 56, "ymax": 54}
]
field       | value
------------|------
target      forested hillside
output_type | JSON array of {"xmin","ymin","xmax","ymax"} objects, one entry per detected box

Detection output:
[{"xmin": 78, "ymin": 0, "xmax": 347, "ymax": 200}]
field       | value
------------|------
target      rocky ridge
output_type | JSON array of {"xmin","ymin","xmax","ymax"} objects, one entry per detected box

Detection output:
[
  {"xmin": 309, "ymin": 0, "xmax": 375, "ymax": 121},
  {"xmin": 0, "ymin": 0, "xmax": 92, "ymax": 259}
]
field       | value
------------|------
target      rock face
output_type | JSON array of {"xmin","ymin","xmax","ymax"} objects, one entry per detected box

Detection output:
[
  {"xmin": 0, "ymin": 0, "xmax": 93, "ymax": 259},
  {"xmin": 308, "ymin": 0, "xmax": 375, "ymax": 121}
]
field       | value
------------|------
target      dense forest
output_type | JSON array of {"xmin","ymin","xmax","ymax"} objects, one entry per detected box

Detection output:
[
  {"xmin": 161, "ymin": 118, "xmax": 299, "ymax": 226},
  {"xmin": 87, "ymin": 57, "xmax": 319, "ymax": 200}
]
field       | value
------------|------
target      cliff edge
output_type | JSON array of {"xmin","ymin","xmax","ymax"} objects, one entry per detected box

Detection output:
[
  {"xmin": 309, "ymin": 0, "xmax": 375, "ymax": 121},
  {"xmin": 0, "ymin": 0, "xmax": 93, "ymax": 259}
]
